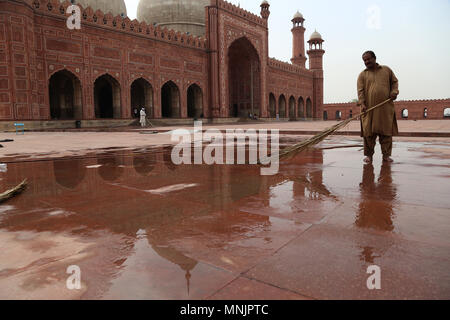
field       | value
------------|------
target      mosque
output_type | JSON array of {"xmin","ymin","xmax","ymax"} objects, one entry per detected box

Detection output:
[{"xmin": 0, "ymin": 0, "xmax": 326, "ymax": 128}]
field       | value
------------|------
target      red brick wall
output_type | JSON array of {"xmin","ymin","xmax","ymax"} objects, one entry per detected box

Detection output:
[
  {"xmin": 0, "ymin": 0, "xmax": 323, "ymax": 122},
  {"xmin": 323, "ymin": 99, "xmax": 450, "ymax": 120}
]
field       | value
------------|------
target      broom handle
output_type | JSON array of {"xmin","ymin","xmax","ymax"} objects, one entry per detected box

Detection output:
[{"xmin": 356, "ymin": 98, "xmax": 392, "ymax": 120}]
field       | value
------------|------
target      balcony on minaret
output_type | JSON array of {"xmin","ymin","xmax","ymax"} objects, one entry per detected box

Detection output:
[
  {"xmin": 291, "ymin": 11, "xmax": 307, "ymax": 68},
  {"xmin": 307, "ymin": 30, "xmax": 325, "ymax": 70},
  {"xmin": 260, "ymin": 0, "xmax": 270, "ymax": 20}
]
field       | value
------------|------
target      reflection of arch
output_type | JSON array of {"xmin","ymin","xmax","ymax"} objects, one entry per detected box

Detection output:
[
  {"xmin": 289, "ymin": 96, "xmax": 296, "ymax": 120},
  {"xmin": 278, "ymin": 95, "xmax": 286, "ymax": 118},
  {"xmin": 131, "ymin": 78, "xmax": 153, "ymax": 118},
  {"xmin": 306, "ymin": 98, "xmax": 312, "ymax": 118},
  {"xmin": 161, "ymin": 81, "xmax": 180, "ymax": 118},
  {"xmin": 98, "ymin": 155, "xmax": 124, "ymax": 182},
  {"xmin": 298, "ymin": 97, "xmax": 304, "ymax": 118},
  {"xmin": 187, "ymin": 83, "xmax": 203, "ymax": 118},
  {"xmin": 94, "ymin": 74, "xmax": 121, "ymax": 119},
  {"xmin": 401, "ymin": 109, "xmax": 408, "ymax": 118},
  {"xmin": 49, "ymin": 69, "xmax": 82, "ymax": 120},
  {"xmin": 133, "ymin": 151, "xmax": 156, "ymax": 176},
  {"xmin": 323, "ymin": 110, "xmax": 328, "ymax": 120},
  {"xmin": 163, "ymin": 146, "xmax": 177, "ymax": 171},
  {"xmin": 228, "ymin": 37, "xmax": 261, "ymax": 118},
  {"xmin": 54, "ymin": 158, "xmax": 86, "ymax": 189},
  {"xmin": 269, "ymin": 93, "xmax": 276, "ymax": 118}
]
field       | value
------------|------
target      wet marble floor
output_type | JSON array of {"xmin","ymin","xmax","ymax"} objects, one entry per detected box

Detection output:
[{"xmin": 0, "ymin": 136, "xmax": 449, "ymax": 299}]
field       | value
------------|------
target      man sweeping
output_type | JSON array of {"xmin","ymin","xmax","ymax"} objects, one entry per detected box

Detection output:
[{"xmin": 357, "ymin": 51, "xmax": 399, "ymax": 163}]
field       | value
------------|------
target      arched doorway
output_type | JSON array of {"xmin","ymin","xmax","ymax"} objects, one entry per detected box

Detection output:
[
  {"xmin": 187, "ymin": 84, "xmax": 203, "ymax": 118},
  {"xmin": 161, "ymin": 81, "xmax": 180, "ymax": 118},
  {"xmin": 228, "ymin": 37, "xmax": 261, "ymax": 118},
  {"xmin": 323, "ymin": 110, "xmax": 328, "ymax": 120},
  {"xmin": 298, "ymin": 97, "xmax": 304, "ymax": 118},
  {"xmin": 444, "ymin": 108, "xmax": 450, "ymax": 118},
  {"xmin": 402, "ymin": 109, "xmax": 409, "ymax": 119},
  {"xmin": 335, "ymin": 110, "xmax": 342, "ymax": 120},
  {"xmin": 278, "ymin": 95, "xmax": 286, "ymax": 118},
  {"xmin": 289, "ymin": 96, "xmax": 296, "ymax": 120},
  {"xmin": 94, "ymin": 74, "xmax": 121, "ymax": 119},
  {"xmin": 48, "ymin": 70, "xmax": 82, "ymax": 120},
  {"xmin": 131, "ymin": 78, "xmax": 153, "ymax": 118},
  {"xmin": 306, "ymin": 98, "xmax": 312, "ymax": 118},
  {"xmin": 269, "ymin": 93, "xmax": 276, "ymax": 118}
]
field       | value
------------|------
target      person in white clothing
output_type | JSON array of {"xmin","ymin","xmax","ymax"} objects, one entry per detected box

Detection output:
[{"xmin": 140, "ymin": 107, "xmax": 147, "ymax": 127}]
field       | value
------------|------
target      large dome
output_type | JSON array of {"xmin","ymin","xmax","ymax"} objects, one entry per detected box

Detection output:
[
  {"xmin": 75, "ymin": 0, "xmax": 127, "ymax": 17},
  {"xmin": 137, "ymin": 0, "xmax": 210, "ymax": 36}
]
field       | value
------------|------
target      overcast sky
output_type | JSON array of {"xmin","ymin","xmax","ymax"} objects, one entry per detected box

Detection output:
[{"xmin": 124, "ymin": 0, "xmax": 450, "ymax": 103}]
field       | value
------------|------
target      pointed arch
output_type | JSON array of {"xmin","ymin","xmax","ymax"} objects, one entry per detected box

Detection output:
[
  {"xmin": 48, "ymin": 69, "xmax": 83, "ymax": 120},
  {"xmin": 131, "ymin": 77, "xmax": 153, "ymax": 118},
  {"xmin": 187, "ymin": 83, "xmax": 203, "ymax": 118},
  {"xmin": 228, "ymin": 37, "xmax": 261, "ymax": 118},
  {"xmin": 161, "ymin": 80, "xmax": 180, "ymax": 118},
  {"xmin": 94, "ymin": 74, "xmax": 121, "ymax": 119}
]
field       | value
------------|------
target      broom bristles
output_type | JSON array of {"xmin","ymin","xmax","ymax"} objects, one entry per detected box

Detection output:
[
  {"xmin": 0, "ymin": 179, "xmax": 27, "ymax": 203},
  {"xmin": 273, "ymin": 98, "xmax": 392, "ymax": 161}
]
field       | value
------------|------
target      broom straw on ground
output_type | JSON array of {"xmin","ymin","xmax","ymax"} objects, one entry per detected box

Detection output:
[
  {"xmin": 0, "ymin": 179, "xmax": 27, "ymax": 203},
  {"xmin": 277, "ymin": 98, "xmax": 392, "ymax": 160}
]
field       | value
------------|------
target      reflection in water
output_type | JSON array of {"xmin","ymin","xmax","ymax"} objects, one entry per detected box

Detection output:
[
  {"xmin": 133, "ymin": 150, "xmax": 156, "ymax": 176},
  {"xmin": 357, "ymin": 163, "xmax": 397, "ymax": 263},
  {"xmin": 356, "ymin": 163, "xmax": 396, "ymax": 231},
  {"xmin": 54, "ymin": 158, "xmax": 86, "ymax": 189},
  {"xmin": 150, "ymin": 244, "xmax": 198, "ymax": 295},
  {"xmin": 98, "ymin": 155, "xmax": 124, "ymax": 182}
]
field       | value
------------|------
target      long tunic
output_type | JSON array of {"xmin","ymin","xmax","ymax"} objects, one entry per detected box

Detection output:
[
  {"xmin": 140, "ymin": 109, "xmax": 146, "ymax": 125},
  {"xmin": 357, "ymin": 64, "xmax": 399, "ymax": 137}
]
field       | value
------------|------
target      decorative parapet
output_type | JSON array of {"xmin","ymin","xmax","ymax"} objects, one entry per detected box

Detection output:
[
  {"xmin": 216, "ymin": 0, "xmax": 267, "ymax": 27},
  {"xmin": 325, "ymin": 98, "xmax": 450, "ymax": 105},
  {"xmin": 268, "ymin": 58, "xmax": 313, "ymax": 77},
  {"xmin": 32, "ymin": 0, "xmax": 208, "ymax": 50}
]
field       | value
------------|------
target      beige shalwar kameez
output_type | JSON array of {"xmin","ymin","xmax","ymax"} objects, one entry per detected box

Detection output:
[{"xmin": 357, "ymin": 64, "xmax": 399, "ymax": 157}]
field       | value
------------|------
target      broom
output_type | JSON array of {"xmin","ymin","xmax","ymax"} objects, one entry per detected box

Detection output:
[
  {"xmin": 0, "ymin": 179, "xmax": 27, "ymax": 203},
  {"xmin": 277, "ymin": 98, "xmax": 392, "ymax": 160}
]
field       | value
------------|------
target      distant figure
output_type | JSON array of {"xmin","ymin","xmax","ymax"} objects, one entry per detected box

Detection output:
[
  {"xmin": 357, "ymin": 51, "xmax": 399, "ymax": 163},
  {"xmin": 140, "ymin": 107, "xmax": 147, "ymax": 127},
  {"xmin": 133, "ymin": 108, "xmax": 138, "ymax": 118}
]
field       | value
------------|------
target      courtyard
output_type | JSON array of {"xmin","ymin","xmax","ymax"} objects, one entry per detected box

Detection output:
[{"xmin": 0, "ymin": 121, "xmax": 449, "ymax": 299}]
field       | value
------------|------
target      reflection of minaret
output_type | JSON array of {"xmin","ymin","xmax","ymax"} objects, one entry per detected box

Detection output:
[{"xmin": 150, "ymin": 244, "xmax": 198, "ymax": 296}]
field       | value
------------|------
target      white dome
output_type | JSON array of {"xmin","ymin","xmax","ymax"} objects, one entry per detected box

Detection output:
[
  {"xmin": 293, "ymin": 11, "xmax": 303, "ymax": 19},
  {"xmin": 76, "ymin": 0, "xmax": 127, "ymax": 17},
  {"xmin": 310, "ymin": 30, "xmax": 322, "ymax": 40},
  {"xmin": 137, "ymin": 0, "xmax": 210, "ymax": 36}
]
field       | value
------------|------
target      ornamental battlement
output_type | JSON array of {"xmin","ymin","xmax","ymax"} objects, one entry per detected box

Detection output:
[
  {"xmin": 268, "ymin": 58, "xmax": 313, "ymax": 77},
  {"xmin": 30, "ymin": 0, "xmax": 207, "ymax": 49},
  {"xmin": 216, "ymin": 0, "xmax": 267, "ymax": 27}
]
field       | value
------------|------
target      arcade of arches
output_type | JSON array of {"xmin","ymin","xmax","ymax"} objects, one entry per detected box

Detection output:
[
  {"xmin": 267, "ymin": 93, "xmax": 312, "ymax": 120},
  {"xmin": 47, "ymin": 70, "xmax": 204, "ymax": 120}
]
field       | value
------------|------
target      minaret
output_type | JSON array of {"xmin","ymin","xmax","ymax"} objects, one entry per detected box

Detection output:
[
  {"xmin": 307, "ymin": 30, "xmax": 325, "ymax": 119},
  {"xmin": 307, "ymin": 30, "xmax": 325, "ymax": 70},
  {"xmin": 260, "ymin": 0, "xmax": 270, "ymax": 20},
  {"xmin": 291, "ymin": 11, "xmax": 307, "ymax": 67}
]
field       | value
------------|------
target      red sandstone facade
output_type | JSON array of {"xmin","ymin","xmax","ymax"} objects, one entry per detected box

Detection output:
[
  {"xmin": 323, "ymin": 99, "xmax": 450, "ymax": 121},
  {"xmin": 0, "ymin": 0, "xmax": 325, "ymax": 124}
]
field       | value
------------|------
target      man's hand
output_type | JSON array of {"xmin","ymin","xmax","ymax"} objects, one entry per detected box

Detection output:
[{"xmin": 389, "ymin": 93, "xmax": 398, "ymax": 101}]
